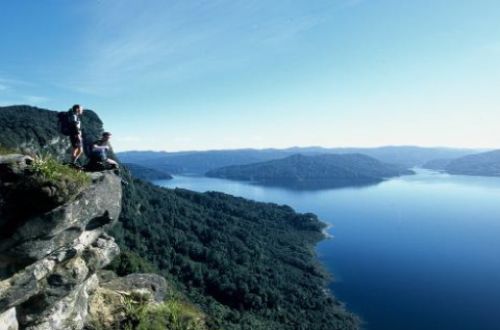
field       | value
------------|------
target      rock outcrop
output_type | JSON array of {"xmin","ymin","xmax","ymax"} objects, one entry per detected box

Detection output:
[
  {"xmin": 0, "ymin": 154, "xmax": 161, "ymax": 330},
  {"xmin": 85, "ymin": 272, "xmax": 168, "ymax": 329}
]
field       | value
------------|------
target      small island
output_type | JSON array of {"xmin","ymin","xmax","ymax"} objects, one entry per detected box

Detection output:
[{"xmin": 206, "ymin": 153, "xmax": 414, "ymax": 189}]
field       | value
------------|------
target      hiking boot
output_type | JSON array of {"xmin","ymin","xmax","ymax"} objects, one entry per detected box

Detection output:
[{"xmin": 68, "ymin": 162, "xmax": 83, "ymax": 170}]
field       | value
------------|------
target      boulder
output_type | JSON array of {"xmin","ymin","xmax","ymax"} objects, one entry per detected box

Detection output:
[
  {"xmin": 0, "ymin": 307, "xmax": 18, "ymax": 330},
  {"xmin": 86, "ymin": 273, "xmax": 169, "ymax": 329},
  {"xmin": 100, "ymin": 273, "xmax": 168, "ymax": 303},
  {"xmin": 0, "ymin": 171, "xmax": 122, "ymax": 271}
]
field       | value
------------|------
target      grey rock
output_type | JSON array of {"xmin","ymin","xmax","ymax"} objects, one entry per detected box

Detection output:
[
  {"xmin": 0, "ymin": 155, "xmax": 33, "ymax": 179},
  {"xmin": 0, "ymin": 171, "xmax": 122, "ymax": 264},
  {"xmin": 86, "ymin": 273, "xmax": 169, "ymax": 329},
  {"xmin": 22, "ymin": 274, "xmax": 99, "ymax": 330},
  {"xmin": 0, "ymin": 307, "xmax": 18, "ymax": 330},
  {"xmin": 82, "ymin": 234, "xmax": 120, "ymax": 273},
  {"xmin": 0, "ymin": 258, "xmax": 56, "ymax": 312},
  {"xmin": 101, "ymin": 273, "xmax": 168, "ymax": 303}
]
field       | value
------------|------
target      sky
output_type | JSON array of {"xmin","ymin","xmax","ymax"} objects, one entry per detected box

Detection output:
[{"xmin": 0, "ymin": 0, "xmax": 499, "ymax": 151}]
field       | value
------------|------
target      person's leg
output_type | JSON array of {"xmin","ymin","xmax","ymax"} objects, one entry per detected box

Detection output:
[
  {"xmin": 74, "ymin": 147, "xmax": 83, "ymax": 162},
  {"xmin": 70, "ymin": 135, "xmax": 83, "ymax": 164},
  {"xmin": 106, "ymin": 158, "xmax": 119, "ymax": 168}
]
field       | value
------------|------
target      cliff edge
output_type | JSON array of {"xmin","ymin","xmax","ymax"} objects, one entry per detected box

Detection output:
[{"xmin": 0, "ymin": 155, "xmax": 168, "ymax": 330}]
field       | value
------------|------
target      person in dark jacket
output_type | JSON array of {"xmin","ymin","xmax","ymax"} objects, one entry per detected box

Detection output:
[
  {"xmin": 87, "ymin": 132, "xmax": 118, "ymax": 170},
  {"xmin": 68, "ymin": 104, "xmax": 84, "ymax": 166}
]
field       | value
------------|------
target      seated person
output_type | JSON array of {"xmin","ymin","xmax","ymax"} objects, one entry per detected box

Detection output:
[{"xmin": 86, "ymin": 132, "xmax": 119, "ymax": 171}]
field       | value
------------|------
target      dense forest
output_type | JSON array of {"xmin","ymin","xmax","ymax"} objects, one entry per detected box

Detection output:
[
  {"xmin": 0, "ymin": 105, "xmax": 359, "ymax": 329},
  {"xmin": 110, "ymin": 171, "xmax": 358, "ymax": 329},
  {"xmin": 207, "ymin": 153, "xmax": 414, "ymax": 189},
  {"xmin": 123, "ymin": 162, "xmax": 173, "ymax": 181}
]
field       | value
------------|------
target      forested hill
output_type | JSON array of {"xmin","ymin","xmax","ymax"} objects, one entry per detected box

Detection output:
[
  {"xmin": 444, "ymin": 150, "xmax": 500, "ymax": 177},
  {"xmin": 117, "ymin": 149, "xmax": 295, "ymax": 174},
  {"xmin": 113, "ymin": 173, "xmax": 358, "ymax": 329},
  {"xmin": 207, "ymin": 153, "xmax": 414, "ymax": 189},
  {"xmin": 123, "ymin": 162, "xmax": 173, "ymax": 181},
  {"xmin": 0, "ymin": 105, "xmax": 359, "ymax": 329}
]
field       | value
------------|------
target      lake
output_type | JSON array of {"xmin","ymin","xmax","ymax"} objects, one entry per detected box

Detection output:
[{"xmin": 155, "ymin": 169, "xmax": 500, "ymax": 330}]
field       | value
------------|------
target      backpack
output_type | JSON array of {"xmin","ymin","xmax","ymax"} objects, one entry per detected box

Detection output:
[{"xmin": 58, "ymin": 111, "xmax": 73, "ymax": 136}]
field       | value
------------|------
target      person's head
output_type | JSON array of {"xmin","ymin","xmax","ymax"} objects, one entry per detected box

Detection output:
[
  {"xmin": 102, "ymin": 132, "xmax": 112, "ymax": 141},
  {"xmin": 72, "ymin": 104, "xmax": 83, "ymax": 115}
]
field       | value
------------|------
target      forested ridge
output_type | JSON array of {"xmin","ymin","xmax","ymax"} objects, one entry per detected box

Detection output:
[
  {"xmin": 207, "ymin": 153, "xmax": 413, "ymax": 189},
  {"xmin": 445, "ymin": 150, "xmax": 500, "ymax": 177},
  {"xmin": 123, "ymin": 162, "xmax": 173, "ymax": 181},
  {"xmin": 111, "ymin": 172, "xmax": 358, "ymax": 329}
]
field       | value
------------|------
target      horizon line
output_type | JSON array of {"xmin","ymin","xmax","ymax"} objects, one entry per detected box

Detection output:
[{"xmin": 115, "ymin": 145, "xmax": 492, "ymax": 154}]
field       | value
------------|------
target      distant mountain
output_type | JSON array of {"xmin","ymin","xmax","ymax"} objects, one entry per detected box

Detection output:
[
  {"xmin": 335, "ymin": 146, "xmax": 479, "ymax": 168},
  {"xmin": 117, "ymin": 149, "xmax": 296, "ymax": 174},
  {"xmin": 123, "ymin": 163, "xmax": 173, "ymax": 181},
  {"xmin": 118, "ymin": 146, "xmax": 480, "ymax": 175},
  {"xmin": 444, "ymin": 150, "xmax": 500, "ymax": 177},
  {"xmin": 207, "ymin": 153, "xmax": 414, "ymax": 189}
]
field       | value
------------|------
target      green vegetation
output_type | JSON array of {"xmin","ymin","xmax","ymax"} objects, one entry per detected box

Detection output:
[
  {"xmin": 109, "ymin": 171, "xmax": 359, "ymax": 329},
  {"xmin": 124, "ymin": 162, "xmax": 173, "ymax": 181},
  {"xmin": 107, "ymin": 250, "xmax": 159, "ymax": 276},
  {"xmin": 124, "ymin": 293, "xmax": 206, "ymax": 330},
  {"xmin": 31, "ymin": 153, "xmax": 90, "ymax": 188},
  {"xmin": 207, "ymin": 153, "xmax": 413, "ymax": 189},
  {"xmin": 88, "ymin": 272, "xmax": 207, "ymax": 330}
]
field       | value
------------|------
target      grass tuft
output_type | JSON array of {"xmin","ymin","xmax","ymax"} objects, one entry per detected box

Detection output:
[
  {"xmin": 31, "ymin": 153, "xmax": 90, "ymax": 188},
  {"xmin": 123, "ymin": 294, "xmax": 207, "ymax": 330}
]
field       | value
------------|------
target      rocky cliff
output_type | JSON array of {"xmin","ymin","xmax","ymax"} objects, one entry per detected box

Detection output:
[{"xmin": 0, "ymin": 155, "xmax": 167, "ymax": 330}]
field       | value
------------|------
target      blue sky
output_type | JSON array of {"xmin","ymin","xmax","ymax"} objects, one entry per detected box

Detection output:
[{"xmin": 0, "ymin": 0, "xmax": 499, "ymax": 151}]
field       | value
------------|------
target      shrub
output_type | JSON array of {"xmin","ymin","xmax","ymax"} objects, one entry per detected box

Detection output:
[
  {"xmin": 15, "ymin": 153, "xmax": 92, "ymax": 210},
  {"xmin": 30, "ymin": 153, "xmax": 90, "ymax": 189},
  {"xmin": 123, "ymin": 295, "xmax": 206, "ymax": 330}
]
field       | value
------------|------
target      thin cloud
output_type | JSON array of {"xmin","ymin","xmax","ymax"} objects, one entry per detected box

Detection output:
[
  {"xmin": 0, "ymin": 76, "xmax": 35, "ymax": 87},
  {"xmin": 0, "ymin": 95, "xmax": 48, "ymax": 106},
  {"xmin": 342, "ymin": 0, "xmax": 364, "ymax": 8},
  {"xmin": 69, "ymin": 0, "xmax": 333, "ymax": 95},
  {"xmin": 24, "ymin": 95, "xmax": 49, "ymax": 104}
]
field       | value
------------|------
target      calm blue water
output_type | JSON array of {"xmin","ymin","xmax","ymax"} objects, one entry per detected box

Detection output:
[{"xmin": 155, "ymin": 169, "xmax": 500, "ymax": 330}]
